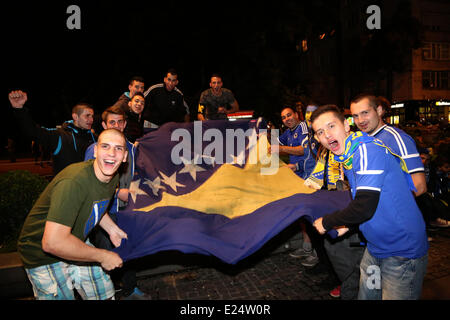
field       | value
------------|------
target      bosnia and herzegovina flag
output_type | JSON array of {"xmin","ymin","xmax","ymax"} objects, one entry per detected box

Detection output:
[{"xmin": 113, "ymin": 119, "xmax": 351, "ymax": 264}]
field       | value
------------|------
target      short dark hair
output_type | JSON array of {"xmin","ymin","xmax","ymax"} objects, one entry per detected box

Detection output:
[
  {"xmin": 377, "ymin": 96, "xmax": 391, "ymax": 114},
  {"xmin": 72, "ymin": 103, "xmax": 93, "ymax": 116},
  {"xmin": 211, "ymin": 73, "xmax": 222, "ymax": 80},
  {"xmin": 280, "ymin": 106, "xmax": 297, "ymax": 116},
  {"xmin": 130, "ymin": 92, "xmax": 145, "ymax": 100},
  {"xmin": 350, "ymin": 93, "xmax": 379, "ymax": 111},
  {"xmin": 102, "ymin": 105, "xmax": 126, "ymax": 122},
  {"xmin": 167, "ymin": 68, "xmax": 178, "ymax": 76},
  {"xmin": 310, "ymin": 104, "xmax": 345, "ymax": 126},
  {"xmin": 129, "ymin": 76, "xmax": 145, "ymax": 85}
]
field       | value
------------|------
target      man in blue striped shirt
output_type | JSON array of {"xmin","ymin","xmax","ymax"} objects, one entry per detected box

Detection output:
[
  {"xmin": 351, "ymin": 94, "xmax": 426, "ymax": 196},
  {"xmin": 273, "ymin": 107, "xmax": 318, "ymax": 179},
  {"xmin": 312, "ymin": 105, "xmax": 428, "ymax": 300},
  {"xmin": 324, "ymin": 95, "xmax": 428, "ymax": 299}
]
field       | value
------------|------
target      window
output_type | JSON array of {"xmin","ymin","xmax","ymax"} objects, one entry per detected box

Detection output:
[
  {"xmin": 422, "ymin": 71, "xmax": 450, "ymax": 89},
  {"xmin": 422, "ymin": 42, "xmax": 450, "ymax": 60}
]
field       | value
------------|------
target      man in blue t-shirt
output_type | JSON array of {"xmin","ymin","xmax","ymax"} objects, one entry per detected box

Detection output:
[
  {"xmin": 351, "ymin": 94, "xmax": 426, "ymax": 196},
  {"xmin": 272, "ymin": 107, "xmax": 318, "ymax": 179},
  {"xmin": 311, "ymin": 105, "xmax": 428, "ymax": 300},
  {"xmin": 325, "ymin": 94, "xmax": 428, "ymax": 299}
]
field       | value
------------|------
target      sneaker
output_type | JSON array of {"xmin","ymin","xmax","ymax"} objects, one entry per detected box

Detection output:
[
  {"xmin": 121, "ymin": 287, "xmax": 151, "ymax": 300},
  {"xmin": 429, "ymin": 218, "xmax": 450, "ymax": 228},
  {"xmin": 329, "ymin": 285, "xmax": 341, "ymax": 298},
  {"xmin": 300, "ymin": 251, "xmax": 319, "ymax": 267},
  {"xmin": 289, "ymin": 247, "xmax": 313, "ymax": 258}
]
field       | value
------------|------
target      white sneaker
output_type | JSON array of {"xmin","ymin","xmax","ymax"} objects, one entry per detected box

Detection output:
[
  {"xmin": 429, "ymin": 218, "xmax": 450, "ymax": 228},
  {"xmin": 300, "ymin": 251, "xmax": 319, "ymax": 267},
  {"xmin": 289, "ymin": 247, "xmax": 313, "ymax": 258}
]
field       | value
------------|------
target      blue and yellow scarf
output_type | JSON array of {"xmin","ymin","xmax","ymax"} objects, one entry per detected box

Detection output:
[
  {"xmin": 305, "ymin": 131, "xmax": 416, "ymax": 192},
  {"xmin": 336, "ymin": 131, "xmax": 416, "ymax": 192}
]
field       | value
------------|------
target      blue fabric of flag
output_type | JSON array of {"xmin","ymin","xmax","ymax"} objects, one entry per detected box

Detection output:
[{"xmin": 113, "ymin": 119, "xmax": 351, "ymax": 264}]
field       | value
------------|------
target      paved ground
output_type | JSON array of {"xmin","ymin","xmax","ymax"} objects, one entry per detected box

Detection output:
[{"xmin": 118, "ymin": 226, "xmax": 450, "ymax": 301}]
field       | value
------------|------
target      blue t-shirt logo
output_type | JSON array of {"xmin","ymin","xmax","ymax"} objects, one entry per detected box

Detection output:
[{"xmin": 84, "ymin": 199, "xmax": 110, "ymax": 237}]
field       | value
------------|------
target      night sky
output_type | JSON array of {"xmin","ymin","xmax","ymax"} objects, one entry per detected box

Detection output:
[{"xmin": 3, "ymin": 0, "xmax": 339, "ymax": 147}]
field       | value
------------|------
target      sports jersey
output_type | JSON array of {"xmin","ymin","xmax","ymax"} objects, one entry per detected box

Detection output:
[
  {"xmin": 338, "ymin": 132, "xmax": 428, "ymax": 259},
  {"xmin": 17, "ymin": 160, "xmax": 119, "ymax": 268},
  {"xmin": 371, "ymin": 124, "xmax": 423, "ymax": 174},
  {"xmin": 278, "ymin": 121, "xmax": 318, "ymax": 179}
]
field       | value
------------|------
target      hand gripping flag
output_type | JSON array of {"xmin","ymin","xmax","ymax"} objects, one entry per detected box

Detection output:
[{"xmin": 113, "ymin": 119, "xmax": 351, "ymax": 264}]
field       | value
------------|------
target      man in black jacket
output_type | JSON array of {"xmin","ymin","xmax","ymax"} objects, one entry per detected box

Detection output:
[
  {"xmin": 9, "ymin": 90, "xmax": 96, "ymax": 175},
  {"xmin": 143, "ymin": 68, "xmax": 190, "ymax": 127}
]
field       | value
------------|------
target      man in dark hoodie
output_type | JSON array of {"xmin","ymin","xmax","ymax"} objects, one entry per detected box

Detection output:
[
  {"xmin": 123, "ymin": 92, "xmax": 145, "ymax": 143},
  {"xmin": 9, "ymin": 90, "xmax": 96, "ymax": 175}
]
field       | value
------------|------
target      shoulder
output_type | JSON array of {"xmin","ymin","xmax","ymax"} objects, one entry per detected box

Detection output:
[
  {"xmin": 200, "ymin": 89, "xmax": 211, "ymax": 97},
  {"xmin": 84, "ymin": 142, "xmax": 97, "ymax": 160},
  {"xmin": 54, "ymin": 161, "xmax": 93, "ymax": 187},
  {"xmin": 352, "ymin": 140, "xmax": 387, "ymax": 170},
  {"xmin": 144, "ymin": 83, "xmax": 164, "ymax": 96},
  {"xmin": 377, "ymin": 125, "xmax": 418, "ymax": 156},
  {"xmin": 173, "ymin": 87, "xmax": 184, "ymax": 96},
  {"xmin": 298, "ymin": 121, "xmax": 309, "ymax": 135},
  {"xmin": 222, "ymin": 88, "xmax": 236, "ymax": 100}
]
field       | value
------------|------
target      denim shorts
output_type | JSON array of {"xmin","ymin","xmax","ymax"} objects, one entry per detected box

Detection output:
[
  {"xmin": 358, "ymin": 248, "xmax": 428, "ymax": 300},
  {"xmin": 25, "ymin": 261, "xmax": 115, "ymax": 300}
]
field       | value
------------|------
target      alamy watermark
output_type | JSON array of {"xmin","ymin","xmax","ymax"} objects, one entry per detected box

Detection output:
[
  {"xmin": 170, "ymin": 121, "xmax": 280, "ymax": 175},
  {"xmin": 66, "ymin": 5, "xmax": 81, "ymax": 30},
  {"xmin": 366, "ymin": 265, "xmax": 381, "ymax": 290},
  {"xmin": 366, "ymin": 5, "xmax": 381, "ymax": 30}
]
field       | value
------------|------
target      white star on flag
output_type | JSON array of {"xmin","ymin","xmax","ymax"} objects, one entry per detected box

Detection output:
[
  {"xmin": 143, "ymin": 176, "xmax": 166, "ymax": 196},
  {"xmin": 129, "ymin": 179, "xmax": 148, "ymax": 203},
  {"xmin": 179, "ymin": 156, "xmax": 206, "ymax": 181},
  {"xmin": 201, "ymin": 154, "xmax": 217, "ymax": 167},
  {"xmin": 159, "ymin": 171, "xmax": 186, "ymax": 192}
]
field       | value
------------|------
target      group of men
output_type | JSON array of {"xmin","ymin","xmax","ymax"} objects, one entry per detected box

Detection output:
[
  {"xmin": 7, "ymin": 69, "xmax": 240, "ymax": 300},
  {"xmin": 8, "ymin": 71, "xmax": 436, "ymax": 300},
  {"xmin": 270, "ymin": 94, "xmax": 432, "ymax": 300},
  {"xmin": 112, "ymin": 69, "xmax": 240, "ymax": 130}
]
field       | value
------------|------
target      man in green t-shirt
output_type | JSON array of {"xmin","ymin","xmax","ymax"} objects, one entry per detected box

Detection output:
[{"xmin": 17, "ymin": 128, "xmax": 129, "ymax": 300}]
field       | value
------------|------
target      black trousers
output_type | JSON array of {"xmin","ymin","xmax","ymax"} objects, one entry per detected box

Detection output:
[
  {"xmin": 324, "ymin": 231, "xmax": 365, "ymax": 300},
  {"xmin": 89, "ymin": 216, "xmax": 137, "ymax": 296}
]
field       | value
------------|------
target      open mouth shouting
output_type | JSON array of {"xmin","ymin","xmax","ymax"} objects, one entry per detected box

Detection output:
[{"xmin": 328, "ymin": 139, "xmax": 341, "ymax": 154}]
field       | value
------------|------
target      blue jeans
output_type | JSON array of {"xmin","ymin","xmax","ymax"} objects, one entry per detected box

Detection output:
[{"xmin": 358, "ymin": 248, "xmax": 428, "ymax": 300}]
